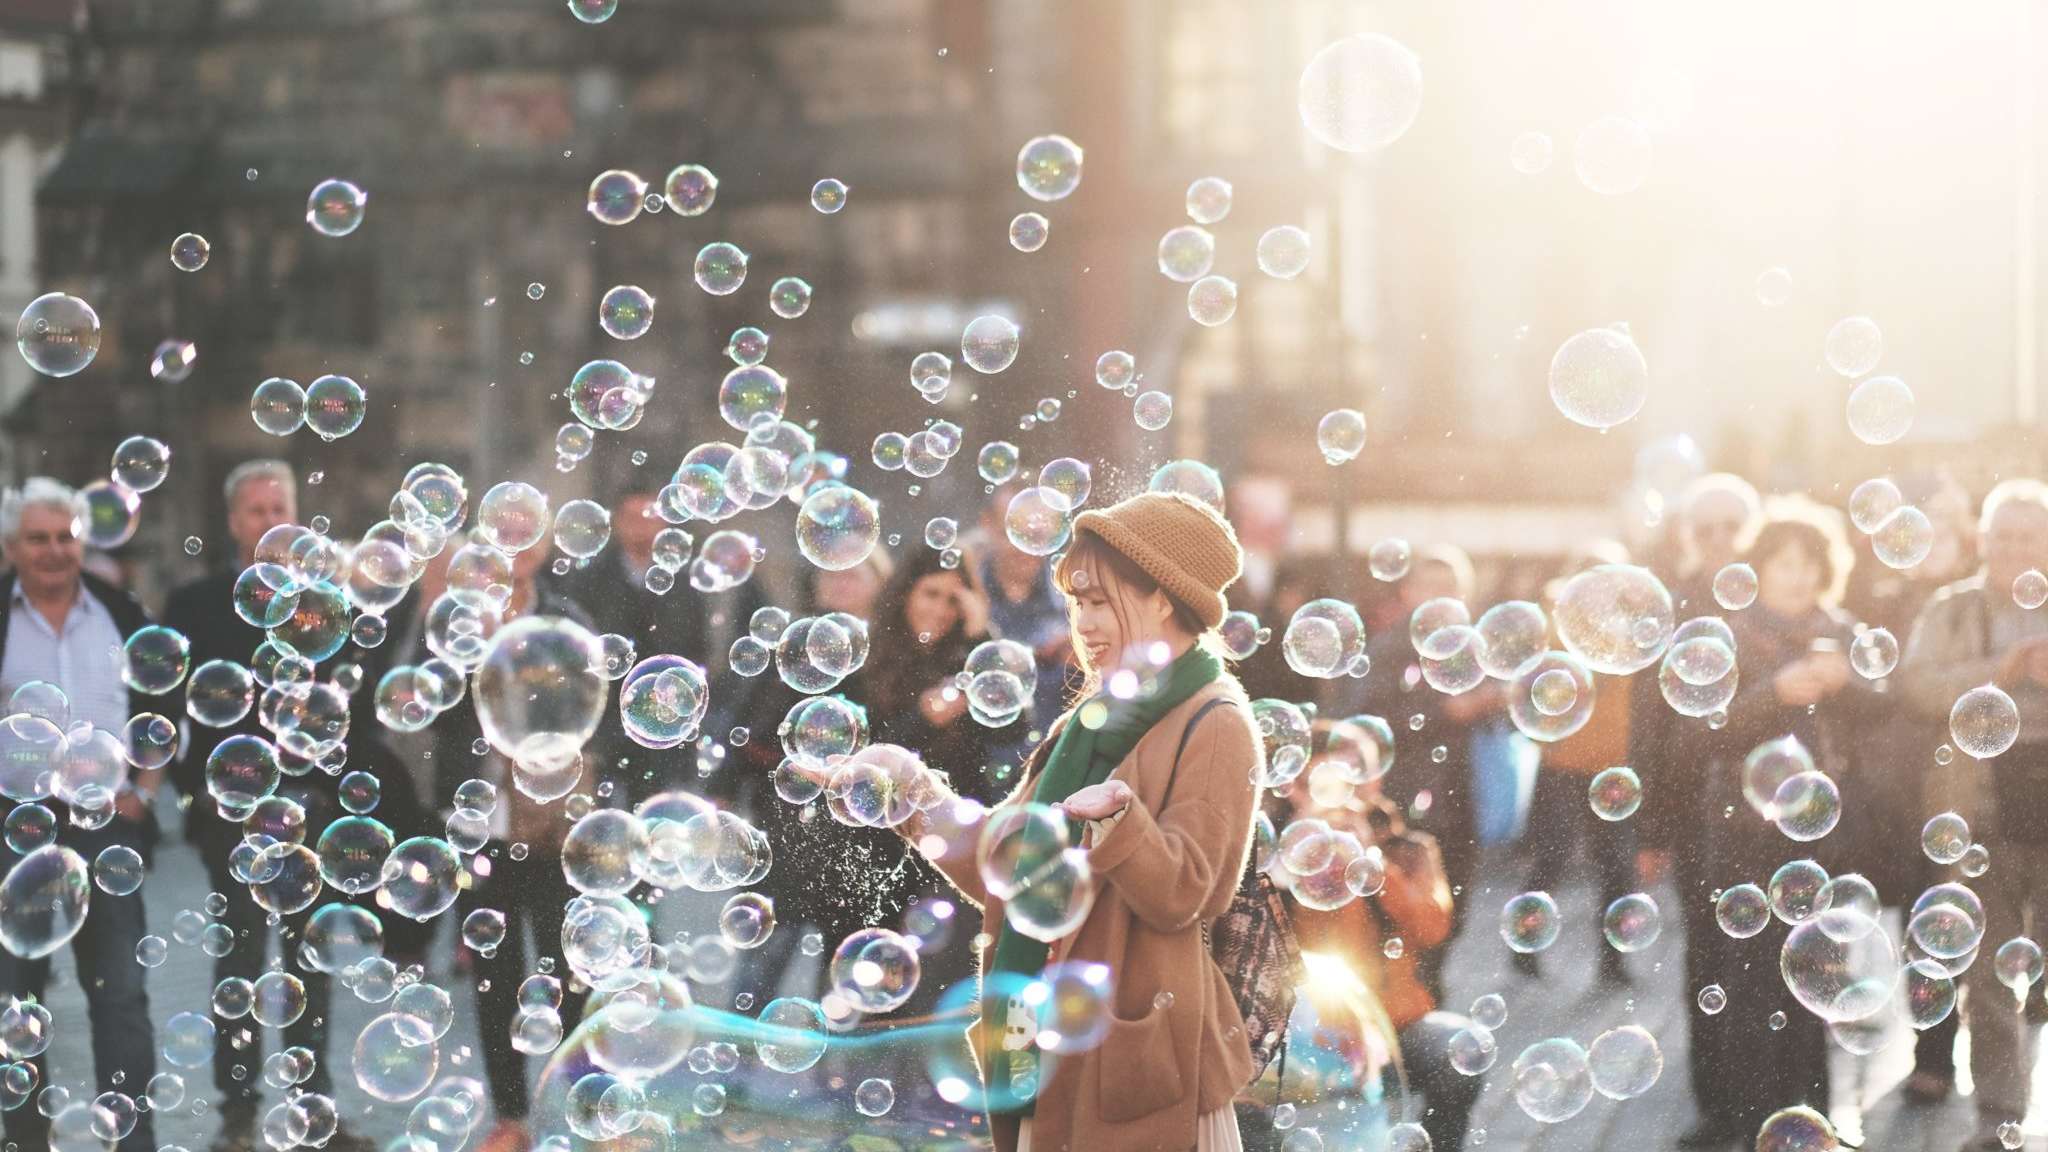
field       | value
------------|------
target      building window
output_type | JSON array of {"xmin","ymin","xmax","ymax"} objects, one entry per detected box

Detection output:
[{"xmin": 1159, "ymin": 4, "xmax": 1257, "ymax": 155}]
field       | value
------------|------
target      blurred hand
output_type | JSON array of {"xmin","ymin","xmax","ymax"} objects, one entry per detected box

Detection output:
[
  {"xmin": 1807, "ymin": 650, "xmax": 1853, "ymax": 694},
  {"xmin": 1062, "ymin": 781, "xmax": 1133, "ymax": 822},
  {"xmin": 1636, "ymin": 849, "xmax": 1672, "ymax": 888},
  {"xmin": 1773, "ymin": 662, "xmax": 1827, "ymax": 707}
]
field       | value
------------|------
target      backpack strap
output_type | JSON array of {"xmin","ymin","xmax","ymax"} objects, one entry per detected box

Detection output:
[{"xmin": 1158, "ymin": 695, "xmax": 1232, "ymax": 812}]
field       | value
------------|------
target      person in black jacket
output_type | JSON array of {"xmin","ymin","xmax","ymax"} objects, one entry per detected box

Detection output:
[
  {"xmin": 0, "ymin": 478, "xmax": 163, "ymax": 1152},
  {"xmin": 161, "ymin": 460, "xmax": 392, "ymax": 1152}
]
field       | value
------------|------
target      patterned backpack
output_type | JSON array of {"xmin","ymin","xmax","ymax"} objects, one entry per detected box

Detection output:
[{"xmin": 1163, "ymin": 697, "xmax": 1302, "ymax": 1079}]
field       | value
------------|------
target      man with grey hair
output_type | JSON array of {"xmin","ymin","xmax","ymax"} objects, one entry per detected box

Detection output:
[
  {"xmin": 0, "ymin": 476, "xmax": 161, "ymax": 1152},
  {"xmin": 1899, "ymin": 477, "xmax": 2048, "ymax": 1152}
]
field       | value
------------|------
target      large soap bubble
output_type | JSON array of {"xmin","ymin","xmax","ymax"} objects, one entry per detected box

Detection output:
[
  {"xmin": 1297, "ymin": 34, "xmax": 1423, "ymax": 153},
  {"xmin": 1549, "ymin": 327, "xmax": 1649, "ymax": 429},
  {"xmin": 1553, "ymin": 564, "xmax": 1674, "ymax": 675},
  {"xmin": 795, "ymin": 487, "xmax": 880, "ymax": 572},
  {"xmin": 1780, "ymin": 908, "xmax": 1898, "ymax": 1023},
  {"xmin": 0, "ymin": 845, "xmax": 90, "ymax": 959},
  {"xmin": 473, "ymin": 616, "xmax": 605, "ymax": 770}
]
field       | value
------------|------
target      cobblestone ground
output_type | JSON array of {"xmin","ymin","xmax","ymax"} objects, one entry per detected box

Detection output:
[{"xmin": 26, "ymin": 816, "xmax": 2048, "ymax": 1151}]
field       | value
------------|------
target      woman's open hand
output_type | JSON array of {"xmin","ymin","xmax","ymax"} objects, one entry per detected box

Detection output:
[{"xmin": 1062, "ymin": 781, "xmax": 1134, "ymax": 822}]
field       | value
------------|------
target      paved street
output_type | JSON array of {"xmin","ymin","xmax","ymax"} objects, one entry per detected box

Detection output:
[{"xmin": 20, "ymin": 810, "xmax": 2047, "ymax": 1151}]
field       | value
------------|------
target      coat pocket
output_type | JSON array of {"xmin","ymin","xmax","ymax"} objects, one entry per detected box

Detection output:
[{"xmin": 1097, "ymin": 1002, "xmax": 1187, "ymax": 1124}]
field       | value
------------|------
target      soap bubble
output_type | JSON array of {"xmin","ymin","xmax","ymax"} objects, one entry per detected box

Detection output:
[
  {"xmin": 829, "ymin": 927, "xmax": 922, "ymax": 1013},
  {"xmin": 122, "ymin": 625, "xmax": 191, "ymax": 693},
  {"xmin": 1773, "ymin": 771, "xmax": 1842, "ymax": 842},
  {"xmin": 2016, "ymin": 570, "xmax": 2048, "ymax": 609},
  {"xmin": 1039, "ymin": 457, "xmax": 1092, "ymax": 509},
  {"xmin": 586, "ymin": 170, "xmax": 645, "ymax": 224},
  {"xmin": 1297, "ymin": 34, "xmax": 1424, "ymax": 153},
  {"xmin": 380, "ymin": 837, "xmax": 463, "ymax": 922},
  {"xmin": 353, "ymin": 1014, "xmax": 438, "ymax": 1102},
  {"xmin": 1316, "ymin": 409, "xmax": 1367, "ymax": 464},
  {"xmin": 1283, "ymin": 599, "xmax": 1365, "ymax": 679},
  {"xmin": 149, "ymin": 338, "xmax": 198, "ymax": 383},
  {"xmin": 1697, "ymin": 984, "xmax": 1726, "ymax": 1014},
  {"xmin": 1004, "ymin": 486, "xmax": 1074, "ymax": 557},
  {"xmin": 1712, "ymin": 563, "xmax": 1758, "ymax": 610},
  {"xmin": 1715, "ymin": 883, "xmax": 1771, "ymax": 939},
  {"xmin": 1850, "ymin": 628, "xmax": 1899, "ymax": 678},
  {"xmin": 1157, "ymin": 226, "xmax": 1215, "ymax": 282},
  {"xmin": 1500, "ymin": 891, "xmax": 1561, "ymax": 954},
  {"xmin": 1149, "ymin": 459, "xmax": 1224, "ymax": 507},
  {"xmin": 1510, "ymin": 131, "xmax": 1554, "ymax": 174},
  {"xmin": 663, "ymin": 164, "xmax": 716, "ymax": 214},
  {"xmin": 1824, "ymin": 316, "xmax": 1884, "ymax": 378},
  {"xmin": 1602, "ymin": 893, "xmax": 1661, "ymax": 953},
  {"xmin": 795, "ymin": 487, "xmax": 880, "ymax": 572},
  {"xmin": 694, "ymin": 242, "xmax": 749, "ymax": 295},
  {"xmin": 1910, "ymin": 883, "xmax": 1986, "ymax": 960},
  {"xmin": 854, "ymin": 1077, "xmax": 895, "ymax": 1117},
  {"xmin": 476, "ymin": 482, "xmax": 550, "ymax": 554},
  {"xmin": 170, "ymin": 232, "xmax": 210, "ymax": 272},
  {"xmin": 1923, "ymin": 813, "xmax": 1970, "ymax": 864},
  {"xmin": 1507, "ymin": 651, "xmax": 1596, "ymax": 743},
  {"xmin": 1588, "ymin": 767, "xmax": 1641, "ymax": 821},
  {"xmin": 1448, "ymin": 1026, "xmax": 1498, "ymax": 1077},
  {"xmin": 1768, "ymin": 859, "xmax": 1831, "ymax": 924},
  {"xmin": 1848, "ymin": 478, "xmax": 1903, "ymax": 533},
  {"xmin": 160, "ymin": 1011, "xmax": 217, "ymax": 1068},
  {"xmin": 1553, "ymin": 564, "xmax": 1673, "ymax": 675},
  {"xmin": 110, "ymin": 436, "xmax": 171, "ymax": 493},
  {"xmin": 1781, "ymin": 908, "xmax": 1897, "ymax": 1023},
  {"xmin": 1755, "ymin": 1106, "xmax": 1838, "ymax": 1152},
  {"xmin": 1573, "ymin": 116, "xmax": 1652, "ymax": 195},
  {"xmin": 1587, "ymin": 1025, "xmax": 1662, "ymax": 1100},
  {"xmin": 1872, "ymin": 506, "xmax": 1935, "ymax": 569},
  {"xmin": 1187, "ymin": 276, "xmax": 1238, "ymax": 326},
  {"xmin": 15, "ymin": 292, "xmax": 100, "ymax": 377},
  {"xmin": 0, "ymin": 845, "xmax": 89, "ymax": 959},
  {"xmin": 1993, "ymin": 937, "xmax": 2044, "ymax": 999},
  {"xmin": 1016, "ymin": 134, "xmax": 1083, "ymax": 201},
  {"xmin": 598, "ymin": 285, "xmax": 655, "ymax": 341},
  {"xmin": 1846, "ymin": 376, "xmax": 1915, "ymax": 445},
  {"xmin": 1511, "ymin": 1037, "xmax": 1593, "ymax": 1123},
  {"xmin": 961, "ymin": 314, "xmax": 1021, "ymax": 374},
  {"xmin": 1095, "ymin": 350, "xmax": 1135, "ymax": 389},
  {"xmin": 473, "ymin": 616, "xmax": 605, "ymax": 769},
  {"xmin": 1008, "ymin": 213, "xmax": 1049, "ymax": 252},
  {"xmin": 809, "ymin": 177, "xmax": 848, "ymax": 213},
  {"xmin": 1549, "ymin": 327, "xmax": 1649, "ymax": 429},
  {"xmin": 306, "ymin": 179, "xmax": 367, "ymax": 236},
  {"xmin": 93, "ymin": 844, "xmax": 144, "ymax": 896},
  {"xmin": 1756, "ymin": 266, "xmax": 1794, "ymax": 306},
  {"xmin": 76, "ymin": 479, "xmax": 141, "ymax": 548},
  {"xmin": 768, "ymin": 277, "xmax": 813, "ymax": 320},
  {"xmin": 1257, "ymin": 226, "xmax": 1312, "ymax": 279},
  {"xmin": 754, "ymin": 997, "xmax": 828, "ymax": 1073},
  {"xmin": 1951, "ymin": 684, "xmax": 2020, "ymax": 759},
  {"xmin": 305, "ymin": 374, "xmax": 366, "ymax": 440}
]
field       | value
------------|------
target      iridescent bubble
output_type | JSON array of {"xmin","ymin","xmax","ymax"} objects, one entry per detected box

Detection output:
[
  {"xmin": 794, "ymin": 487, "xmax": 880, "ymax": 572},
  {"xmin": 1184, "ymin": 176, "xmax": 1233, "ymax": 223},
  {"xmin": 1553, "ymin": 564, "xmax": 1673, "ymax": 675},
  {"xmin": 476, "ymin": 482, "xmax": 550, "ymax": 554},
  {"xmin": 1849, "ymin": 627, "xmax": 1899, "ymax": 679},
  {"xmin": 305, "ymin": 374, "xmax": 366, "ymax": 440},
  {"xmin": 1549, "ymin": 327, "xmax": 1649, "ymax": 429},
  {"xmin": 1697, "ymin": 984, "xmax": 1727, "ymax": 1014},
  {"xmin": 1510, "ymin": 131, "xmax": 1554, "ymax": 174},
  {"xmin": 854, "ymin": 1077, "xmax": 895, "ymax": 1117},
  {"xmin": 1871, "ymin": 505, "xmax": 1935, "ymax": 569},
  {"xmin": 694, "ymin": 242, "xmax": 749, "ymax": 296},
  {"xmin": 1095, "ymin": 349, "xmax": 1136, "ymax": 389},
  {"xmin": 1134, "ymin": 390, "xmax": 1174, "ymax": 431},
  {"xmin": 1756, "ymin": 266, "xmax": 1794, "ymax": 306},
  {"xmin": 1003, "ymin": 486, "xmax": 1074, "ymax": 557},
  {"xmin": 1187, "ymin": 275, "xmax": 1238, "ymax": 327},
  {"xmin": 306, "ymin": 179, "xmax": 367, "ymax": 237},
  {"xmin": 769, "ymin": 277, "xmax": 813, "ymax": 320},
  {"xmin": 1016, "ymin": 134, "xmax": 1084, "ymax": 201},
  {"xmin": 1768, "ymin": 858, "xmax": 1831, "ymax": 925},
  {"xmin": 1507, "ymin": 651, "xmax": 1595, "ymax": 743},
  {"xmin": 1951, "ymin": 684, "xmax": 2020, "ymax": 759},
  {"xmin": 977, "ymin": 441, "xmax": 1020, "ymax": 484},
  {"xmin": 150, "ymin": 338, "xmax": 198, "ymax": 383},
  {"xmin": 160, "ymin": 1011, "xmax": 217, "ymax": 1069},
  {"xmin": 598, "ymin": 285, "xmax": 655, "ymax": 341},
  {"xmin": 1847, "ymin": 478, "xmax": 1903, "ymax": 534},
  {"xmin": 1781, "ymin": 908, "xmax": 1897, "ymax": 1023},
  {"xmin": 1899, "ymin": 958, "xmax": 1956, "ymax": 1030},
  {"xmin": 1511, "ymin": 1037, "xmax": 1593, "ymax": 1123},
  {"xmin": 1256, "ymin": 225, "xmax": 1311, "ymax": 279},
  {"xmin": 1587, "ymin": 1025, "xmax": 1662, "ymax": 1100},
  {"xmin": 1923, "ymin": 812, "xmax": 1970, "ymax": 864},
  {"xmin": 810, "ymin": 178, "xmax": 848, "ymax": 214},
  {"xmin": 1588, "ymin": 767, "xmax": 1641, "ymax": 821},
  {"xmin": 353, "ymin": 1014, "xmax": 438, "ymax": 1102},
  {"xmin": 552, "ymin": 499, "xmax": 612, "ymax": 560},
  {"xmin": 1994, "ymin": 936, "xmax": 2043, "ymax": 999},
  {"xmin": 93, "ymin": 844, "xmax": 144, "ymax": 896},
  {"xmin": 754, "ymin": 997, "xmax": 828, "ymax": 1073},
  {"xmin": 16, "ymin": 292, "xmax": 99, "ymax": 378},
  {"xmin": 691, "ymin": 530, "xmax": 760, "ymax": 593},
  {"xmin": 1157, "ymin": 226, "xmax": 1216, "ymax": 282},
  {"xmin": 1846, "ymin": 376, "xmax": 1915, "ymax": 445},
  {"xmin": 170, "ymin": 232, "xmax": 210, "ymax": 272},
  {"xmin": 586, "ymin": 170, "xmax": 646, "ymax": 225},
  {"xmin": 1501, "ymin": 891, "xmax": 1561, "ymax": 954},
  {"xmin": 1712, "ymin": 562, "xmax": 1758, "ymax": 610},
  {"xmin": 1282, "ymin": 598, "xmax": 1365, "ymax": 680},
  {"xmin": 828, "ymin": 927, "xmax": 922, "ymax": 1013},
  {"xmin": 1009, "ymin": 213, "xmax": 1049, "ymax": 252},
  {"xmin": 1601, "ymin": 893, "xmax": 1661, "ymax": 953},
  {"xmin": 1148, "ymin": 459, "xmax": 1224, "ymax": 507},
  {"xmin": 1715, "ymin": 883, "xmax": 1771, "ymax": 939},
  {"xmin": 726, "ymin": 326, "xmax": 769, "ymax": 367},
  {"xmin": 251, "ymin": 377, "xmax": 307, "ymax": 435},
  {"xmin": 110, "ymin": 436, "xmax": 171, "ymax": 493},
  {"xmin": 1316, "ymin": 409, "xmax": 1366, "ymax": 465},
  {"xmin": 1297, "ymin": 34, "xmax": 1424, "ymax": 153},
  {"xmin": 0, "ymin": 844, "xmax": 88, "ymax": 958},
  {"xmin": 1824, "ymin": 316, "xmax": 1884, "ymax": 378},
  {"xmin": 1773, "ymin": 771, "xmax": 1842, "ymax": 842},
  {"xmin": 961, "ymin": 314, "xmax": 1021, "ymax": 374},
  {"xmin": 1573, "ymin": 115, "xmax": 1652, "ymax": 195},
  {"xmin": 663, "ymin": 164, "xmax": 717, "ymax": 215},
  {"xmin": 1910, "ymin": 883, "xmax": 1986, "ymax": 960},
  {"xmin": 1038, "ymin": 457, "xmax": 1092, "ymax": 510},
  {"xmin": 122, "ymin": 625, "xmax": 191, "ymax": 694}
]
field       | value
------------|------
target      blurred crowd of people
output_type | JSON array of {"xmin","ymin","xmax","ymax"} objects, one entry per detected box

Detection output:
[{"xmin": 4, "ymin": 452, "xmax": 2046, "ymax": 1152}]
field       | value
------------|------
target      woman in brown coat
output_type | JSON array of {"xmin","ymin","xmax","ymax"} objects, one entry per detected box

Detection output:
[{"xmin": 889, "ymin": 491, "xmax": 1264, "ymax": 1151}]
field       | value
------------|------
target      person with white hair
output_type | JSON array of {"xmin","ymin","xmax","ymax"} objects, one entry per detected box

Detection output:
[{"xmin": 0, "ymin": 476, "xmax": 162, "ymax": 1152}]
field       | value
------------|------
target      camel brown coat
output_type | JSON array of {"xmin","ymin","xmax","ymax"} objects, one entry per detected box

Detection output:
[{"xmin": 907, "ymin": 677, "xmax": 1263, "ymax": 1152}]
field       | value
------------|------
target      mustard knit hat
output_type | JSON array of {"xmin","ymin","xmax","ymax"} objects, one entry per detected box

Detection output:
[{"xmin": 1057, "ymin": 491, "xmax": 1244, "ymax": 629}]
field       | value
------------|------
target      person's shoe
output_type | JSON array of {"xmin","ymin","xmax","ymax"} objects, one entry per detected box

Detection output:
[
  {"xmin": 1676, "ymin": 1121, "xmax": 1737, "ymax": 1149},
  {"xmin": 478, "ymin": 1120, "xmax": 530, "ymax": 1152},
  {"xmin": 1512, "ymin": 951, "xmax": 1540, "ymax": 979},
  {"xmin": 1903, "ymin": 1069, "xmax": 1954, "ymax": 1106}
]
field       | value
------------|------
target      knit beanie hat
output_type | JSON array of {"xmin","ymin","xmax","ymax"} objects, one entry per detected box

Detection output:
[{"xmin": 1057, "ymin": 491, "xmax": 1244, "ymax": 629}]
